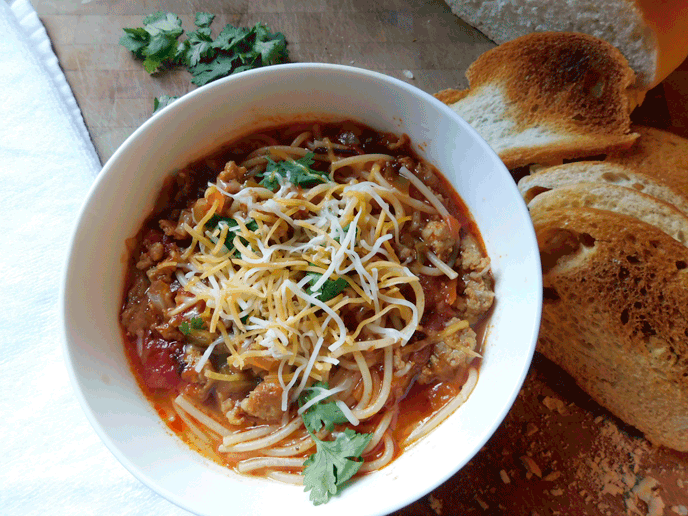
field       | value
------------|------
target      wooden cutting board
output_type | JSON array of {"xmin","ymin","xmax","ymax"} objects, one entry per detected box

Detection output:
[{"xmin": 34, "ymin": 1, "xmax": 688, "ymax": 514}]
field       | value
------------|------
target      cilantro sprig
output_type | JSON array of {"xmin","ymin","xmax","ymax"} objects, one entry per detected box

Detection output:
[
  {"xmin": 120, "ymin": 11, "xmax": 289, "ymax": 112},
  {"xmin": 259, "ymin": 153, "xmax": 330, "ymax": 190},
  {"xmin": 299, "ymin": 383, "xmax": 372, "ymax": 505},
  {"xmin": 206, "ymin": 215, "xmax": 259, "ymax": 252},
  {"xmin": 120, "ymin": 12, "xmax": 184, "ymax": 74},
  {"xmin": 179, "ymin": 316, "xmax": 205, "ymax": 335}
]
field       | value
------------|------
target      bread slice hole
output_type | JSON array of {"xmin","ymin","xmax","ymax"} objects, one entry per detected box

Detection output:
[
  {"xmin": 620, "ymin": 308, "xmax": 630, "ymax": 325},
  {"xmin": 540, "ymin": 229, "xmax": 596, "ymax": 274},
  {"xmin": 523, "ymin": 185, "xmax": 551, "ymax": 203},
  {"xmin": 543, "ymin": 287, "xmax": 560, "ymax": 302},
  {"xmin": 676, "ymin": 260, "xmax": 687, "ymax": 270},
  {"xmin": 640, "ymin": 321, "xmax": 657, "ymax": 338},
  {"xmin": 600, "ymin": 171, "xmax": 630, "ymax": 183}
]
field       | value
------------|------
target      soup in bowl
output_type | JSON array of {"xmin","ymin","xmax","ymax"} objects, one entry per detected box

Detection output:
[{"xmin": 61, "ymin": 63, "xmax": 541, "ymax": 516}]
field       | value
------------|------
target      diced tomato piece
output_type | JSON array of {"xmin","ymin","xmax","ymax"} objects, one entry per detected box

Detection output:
[{"xmin": 141, "ymin": 338, "xmax": 183, "ymax": 390}]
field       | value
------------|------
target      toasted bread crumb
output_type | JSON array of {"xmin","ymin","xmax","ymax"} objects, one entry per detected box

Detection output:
[
  {"xmin": 544, "ymin": 471, "xmax": 562, "ymax": 482},
  {"xmin": 428, "ymin": 494, "xmax": 443, "ymax": 515},
  {"xmin": 475, "ymin": 495, "xmax": 489, "ymax": 510},
  {"xmin": 521, "ymin": 456, "xmax": 543, "ymax": 478},
  {"xmin": 542, "ymin": 396, "xmax": 568, "ymax": 415}
]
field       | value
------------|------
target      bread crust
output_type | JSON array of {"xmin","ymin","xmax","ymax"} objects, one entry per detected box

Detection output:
[
  {"xmin": 434, "ymin": 88, "xmax": 469, "ymax": 105},
  {"xmin": 531, "ymin": 206, "xmax": 688, "ymax": 451}
]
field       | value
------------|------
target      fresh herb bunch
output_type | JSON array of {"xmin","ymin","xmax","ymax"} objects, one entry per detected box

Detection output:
[
  {"xmin": 119, "ymin": 11, "xmax": 289, "ymax": 112},
  {"xmin": 299, "ymin": 383, "xmax": 372, "ymax": 505}
]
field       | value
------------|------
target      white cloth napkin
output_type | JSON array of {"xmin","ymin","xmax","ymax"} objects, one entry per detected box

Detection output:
[{"xmin": 0, "ymin": 1, "xmax": 189, "ymax": 514}]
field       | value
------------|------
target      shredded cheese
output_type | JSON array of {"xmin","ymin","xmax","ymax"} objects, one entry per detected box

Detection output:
[{"xmin": 169, "ymin": 153, "xmax": 462, "ymax": 413}]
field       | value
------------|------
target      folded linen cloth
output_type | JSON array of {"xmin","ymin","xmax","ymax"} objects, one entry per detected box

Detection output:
[{"xmin": 0, "ymin": 1, "xmax": 188, "ymax": 514}]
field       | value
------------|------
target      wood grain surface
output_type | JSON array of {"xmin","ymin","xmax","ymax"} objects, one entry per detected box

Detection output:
[{"xmin": 33, "ymin": 1, "xmax": 688, "ymax": 515}]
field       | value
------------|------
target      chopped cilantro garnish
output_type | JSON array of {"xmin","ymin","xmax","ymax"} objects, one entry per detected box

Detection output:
[
  {"xmin": 306, "ymin": 272, "xmax": 348, "ymax": 302},
  {"xmin": 120, "ymin": 12, "xmax": 289, "ymax": 99},
  {"xmin": 299, "ymin": 382, "xmax": 350, "ymax": 433},
  {"xmin": 259, "ymin": 153, "xmax": 329, "ymax": 190},
  {"xmin": 298, "ymin": 383, "xmax": 372, "ymax": 505},
  {"xmin": 205, "ymin": 216, "xmax": 258, "ymax": 252},
  {"xmin": 333, "ymin": 223, "xmax": 357, "ymax": 244},
  {"xmin": 179, "ymin": 316, "xmax": 205, "ymax": 335}
]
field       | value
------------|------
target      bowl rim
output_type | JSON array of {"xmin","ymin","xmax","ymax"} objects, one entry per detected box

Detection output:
[{"xmin": 60, "ymin": 62, "xmax": 542, "ymax": 516}]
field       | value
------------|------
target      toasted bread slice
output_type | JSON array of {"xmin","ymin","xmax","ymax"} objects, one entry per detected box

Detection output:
[
  {"xmin": 435, "ymin": 32, "xmax": 640, "ymax": 169},
  {"xmin": 517, "ymin": 161, "xmax": 688, "ymax": 216},
  {"xmin": 606, "ymin": 126, "xmax": 688, "ymax": 195},
  {"xmin": 525, "ymin": 182, "xmax": 688, "ymax": 246},
  {"xmin": 531, "ymin": 205, "xmax": 688, "ymax": 451}
]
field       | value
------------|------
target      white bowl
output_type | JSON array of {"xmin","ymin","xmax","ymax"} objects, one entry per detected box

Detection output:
[{"xmin": 61, "ymin": 63, "xmax": 542, "ymax": 516}]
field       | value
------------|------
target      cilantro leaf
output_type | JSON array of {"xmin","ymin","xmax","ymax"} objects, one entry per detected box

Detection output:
[
  {"xmin": 205, "ymin": 216, "xmax": 258, "ymax": 252},
  {"xmin": 179, "ymin": 316, "xmax": 205, "ymax": 335},
  {"xmin": 206, "ymin": 214, "xmax": 238, "ymax": 231},
  {"xmin": 299, "ymin": 382, "xmax": 350, "ymax": 433},
  {"xmin": 195, "ymin": 12, "xmax": 215, "ymax": 28},
  {"xmin": 333, "ymin": 223, "xmax": 357, "ymax": 244},
  {"xmin": 212, "ymin": 24, "xmax": 251, "ymax": 52},
  {"xmin": 254, "ymin": 24, "xmax": 287, "ymax": 65},
  {"xmin": 189, "ymin": 53, "xmax": 240, "ymax": 86},
  {"xmin": 307, "ymin": 273, "xmax": 348, "ymax": 302},
  {"xmin": 302, "ymin": 428, "xmax": 372, "ymax": 505},
  {"xmin": 142, "ymin": 11, "xmax": 183, "ymax": 37},
  {"xmin": 181, "ymin": 26, "xmax": 216, "ymax": 67},
  {"xmin": 258, "ymin": 167, "xmax": 282, "ymax": 191},
  {"xmin": 119, "ymin": 28, "xmax": 149, "ymax": 58},
  {"xmin": 153, "ymin": 94, "xmax": 179, "ymax": 113},
  {"xmin": 259, "ymin": 153, "xmax": 329, "ymax": 190}
]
